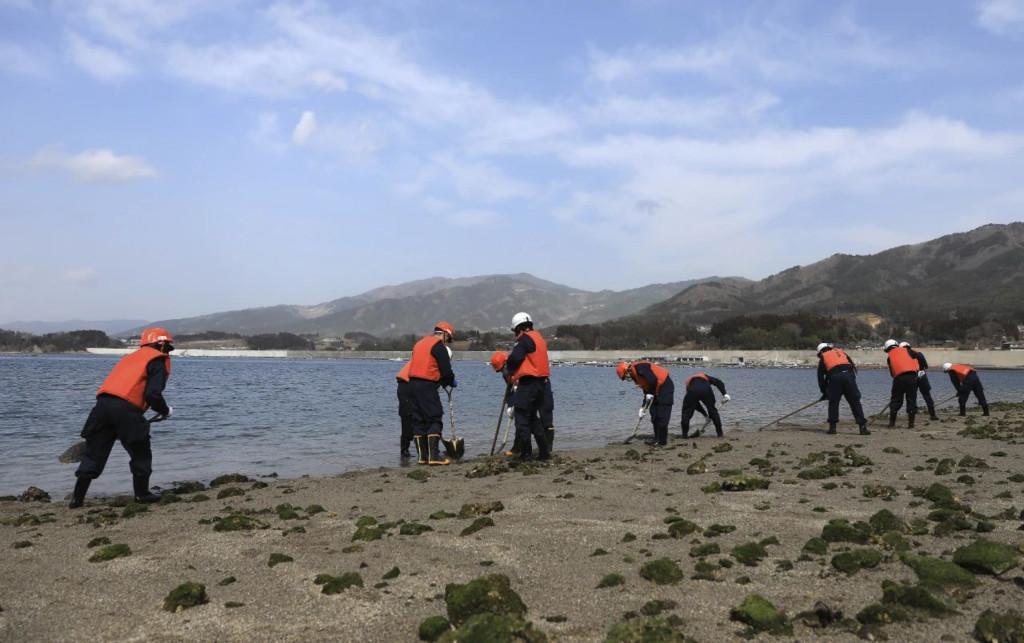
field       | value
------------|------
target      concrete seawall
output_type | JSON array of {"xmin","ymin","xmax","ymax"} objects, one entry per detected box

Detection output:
[{"xmin": 85, "ymin": 347, "xmax": 1024, "ymax": 368}]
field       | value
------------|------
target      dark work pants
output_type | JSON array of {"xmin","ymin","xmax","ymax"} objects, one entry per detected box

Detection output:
[
  {"xmin": 889, "ymin": 372, "xmax": 919, "ymax": 422},
  {"xmin": 682, "ymin": 381, "xmax": 719, "ymax": 437},
  {"xmin": 75, "ymin": 395, "xmax": 153, "ymax": 482},
  {"xmin": 513, "ymin": 377, "xmax": 549, "ymax": 459},
  {"xmin": 648, "ymin": 378, "xmax": 674, "ymax": 444},
  {"xmin": 825, "ymin": 370, "xmax": 866, "ymax": 427},
  {"xmin": 408, "ymin": 378, "xmax": 443, "ymax": 437},
  {"xmin": 917, "ymin": 374, "xmax": 936, "ymax": 417},
  {"xmin": 396, "ymin": 380, "xmax": 414, "ymax": 451},
  {"xmin": 540, "ymin": 379, "xmax": 554, "ymax": 429},
  {"xmin": 958, "ymin": 373, "xmax": 989, "ymax": 414}
]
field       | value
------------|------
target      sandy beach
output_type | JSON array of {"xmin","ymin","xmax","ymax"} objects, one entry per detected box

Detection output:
[{"xmin": 2, "ymin": 404, "xmax": 1023, "ymax": 642}]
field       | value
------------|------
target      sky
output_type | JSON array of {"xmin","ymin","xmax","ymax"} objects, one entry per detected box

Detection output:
[{"xmin": 2, "ymin": 0, "xmax": 1024, "ymax": 322}]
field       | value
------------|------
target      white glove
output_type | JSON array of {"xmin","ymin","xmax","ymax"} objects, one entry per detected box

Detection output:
[
  {"xmin": 505, "ymin": 405, "xmax": 514, "ymax": 419},
  {"xmin": 644, "ymin": 393, "xmax": 654, "ymax": 404},
  {"xmin": 166, "ymin": 405, "xmax": 173, "ymax": 418},
  {"xmin": 722, "ymin": 394, "xmax": 731, "ymax": 403},
  {"xmin": 638, "ymin": 407, "xmax": 646, "ymax": 418},
  {"xmin": 917, "ymin": 370, "xmax": 926, "ymax": 379}
]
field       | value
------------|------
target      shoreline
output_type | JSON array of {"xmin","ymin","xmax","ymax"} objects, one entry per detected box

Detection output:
[{"xmin": 3, "ymin": 404, "xmax": 1023, "ymax": 641}]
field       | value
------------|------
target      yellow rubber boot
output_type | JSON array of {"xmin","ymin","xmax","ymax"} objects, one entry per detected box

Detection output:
[
  {"xmin": 427, "ymin": 435, "xmax": 450, "ymax": 465},
  {"xmin": 414, "ymin": 436, "xmax": 428, "ymax": 465}
]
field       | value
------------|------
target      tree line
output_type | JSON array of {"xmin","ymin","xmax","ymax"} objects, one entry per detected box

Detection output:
[{"xmin": 0, "ymin": 329, "xmax": 121, "ymax": 353}]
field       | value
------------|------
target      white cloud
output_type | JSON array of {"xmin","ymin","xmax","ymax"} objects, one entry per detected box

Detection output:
[
  {"xmin": 31, "ymin": 147, "xmax": 157, "ymax": 182},
  {"xmin": 292, "ymin": 110, "xmax": 317, "ymax": 146},
  {"xmin": 977, "ymin": 0, "xmax": 1024, "ymax": 34},
  {"xmin": 62, "ymin": 267, "xmax": 97, "ymax": 283},
  {"xmin": 308, "ymin": 69, "xmax": 347, "ymax": 91},
  {"xmin": 0, "ymin": 41, "xmax": 47, "ymax": 77},
  {"xmin": 63, "ymin": 0, "xmax": 213, "ymax": 48},
  {"xmin": 67, "ymin": 32, "xmax": 134, "ymax": 80}
]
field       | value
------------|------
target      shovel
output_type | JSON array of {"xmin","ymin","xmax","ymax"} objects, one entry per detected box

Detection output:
[
  {"xmin": 58, "ymin": 413, "xmax": 167, "ymax": 464},
  {"xmin": 693, "ymin": 397, "xmax": 729, "ymax": 437},
  {"xmin": 442, "ymin": 387, "xmax": 465, "ymax": 460},
  {"xmin": 623, "ymin": 398, "xmax": 654, "ymax": 445}
]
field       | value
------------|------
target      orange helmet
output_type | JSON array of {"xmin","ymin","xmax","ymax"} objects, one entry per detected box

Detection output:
[
  {"xmin": 434, "ymin": 321, "xmax": 455, "ymax": 340},
  {"xmin": 615, "ymin": 362, "xmax": 630, "ymax": 380},
  {"xmin": 489, "ymin": 351, "xmax": 508, "ymax": 372},
  {"xmin": 140, "ymin": 327, "xmax": 174, "ymax": 346}
]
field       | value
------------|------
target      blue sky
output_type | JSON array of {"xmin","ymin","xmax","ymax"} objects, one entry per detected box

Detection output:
[{"xmin": 2, "ymin": 0, "xmax": 1023, "ymax": 322}]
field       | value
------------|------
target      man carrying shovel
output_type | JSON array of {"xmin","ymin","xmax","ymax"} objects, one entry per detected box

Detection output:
[
  {"xmin": 69, "ymin": 327, "xmax": 175, "ymax": 508},
  {"xmin": 616, "ymin": 361, "xmax": 674, "ymax": 446}
]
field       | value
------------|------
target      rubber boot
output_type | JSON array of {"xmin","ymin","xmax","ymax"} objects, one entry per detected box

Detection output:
[
  {"xmin": 982, "ymin": 405, "xmax": 990, "ymax": 417},
  {"xmin": 69, "ymin": 477, "xmax": 91, "ymax": 509},
  {"xmin": 958, "ymin": 405, "xmax": 966, "ymax": 417},
  {"xmin": 400, "ymin": 437, "xmax": 411, "ymax": 459},
  {"xmin": 414, "ymin": 436, "xmax": 428, "ymax": 465},
  {"xmin": 927, "ymin": 402, "xmax": 938, "ymax": 420},
  {"xmin": 887, "ymin": 412, "xmax": 897, "ymax": 428},
  {"xmin": 545, "ymin": 428, "xmax": 554, "ymax": 453},
  {"xmin": 133, "ymin": 476, "xmax": 161, "ymax": 504},
  {"xmin": 827, "ymin": 423, "xmax": 837, "ymax": 435},
  {"xmin": 859, "ymin": 423, "xmax": 870, "ymax": 436},
  {"xmin": 907, "ymin": 414, "xmax": 915, "ymax": 429},
  {"xmin": 427, "ymin": 435, "xmax": 450, "ymax": 465}
]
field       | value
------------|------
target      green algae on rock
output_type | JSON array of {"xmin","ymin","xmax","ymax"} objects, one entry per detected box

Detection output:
[
  {"xmin": 719, "ymin": 475, "xmax": 770, "ymax": 491},
  {"xmin": 458, "ymin": 501, "xmax": 504, "ymax": 518},
  {"xmin": 731, "ymin": 542, "xmax": 768, "ymax": 567},
  {"xmin": 212, "ymin": 514, "xmax": 269, "ymax": 532},
  {"xmin": 88, "ymin": 543, "xmax": 131, "ymax": 562},
  {"xmin": 460, "ymin": 516, "xmax": 495, "ymax": 537},
  {"xmin": 319, "ymin": 572, "xmax": 364, "ymax": 594},
  {"xmin": 830, "ymin": 549, "xmax": 883, "ymax": 575},
  {"xmin": 868, "ymin": 509, "xmax": 908, "ymax": 535},
  {"xmin": 641, "ymin": 599, "xmax": 678, "ymax": 616},
  {"xmin": 821, "ymin": 518, "xmax": 871, "ymax": 544},
  {"xmin": 209, "ymin": 474, "xmax": 249, "ymax": 487},
  {"xmin": 418, "ymin": 615, "xmax": 450, "ymax": 641},
  {"xmin": 802, "ymin": 537, "xmax": 828, "ymax": 556},
  {"xmin": 407, "ymin": 469, "xmax": 431, "ymax": 482},
  {"xmin": 444, "ymin": 574, "xmax": 527, "ymax": 626},
  {"xmin": 605, "ymin": 616, "xmax": 687, "ymax": 642},
  {"xmin": 934, "ymin": 458, "xmax": 956, "ymax": 475},
  {"xmin": 640, "ymin": 558, "xmax": 684, "ymax": 585},
  {"xmin": 162, "ymin": 582, "xmax": 208, "ymax": 612},
  {"xmin": 275, "ymin": 504, "xmax": 301, "ymax": 520},
  {"xmin": 597, "ymin": 573, "xmax": 625, "ymax": 588},
  {"xmin": 399, "ymin": 522, "xmax": 433, "ymax": 536},
  {"xmin": 218, "ymin": 576, "xmax": 236, "ymax": 586},
  {"xmin": 667, "ymin": 518, "xmax": 699, "ymax": 539},
  {"xmin": 900, "ymin": 554, "xmax": 977, "ymax": 591},
  {"xmin": 690, "ymin": 543, "xmax": 720, "ymax": 558},
  {"xmin": 382, "ymin": 566, "xmax": 400, "ymax": 580},
  {"xmin": 86, "ymin": 536, "xmax": 111, "ymax": 548},
  {"xmin": 438, "ymin": 613, "xmax": 547, "ymax": 643},
  {"xmin": 352, "ymin": 525, "xmax": 386, "ymax": 542},
  {"xmin": 863, "ymin": 484, "xmax": 898, "ymax": 500},
  {"xmin": 953, "ymin": 539, "xmax": 1020, "ymax": 575},
  {"xmin": 12, "ymin": 540, "xmax": 32, "ymax": 549},
  {"xmin": 973, "ymin": 609, "xmax": 1024, "ymax": 643},
  {"xmin": 429, "ymin": 510, "xmax": 457, "ymax": 520},
  {"xmin": 267, "ymin": 553, "xmax": 293, "ymax": 567},
  {"xmin": 729, "ymin": 593, "xmax": 792, "ymax": 636},
  {"xmin": 880, "ymin": 581, "xmax": 957, "ymax": 617}
]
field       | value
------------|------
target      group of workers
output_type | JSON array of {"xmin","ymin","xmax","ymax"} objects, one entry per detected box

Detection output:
[
  {"xmin": 66, "ymin": 320, "xmax": 993, "ymax": 507},
  {"xmin": 817, "ymin": 339, "xmax": 989, "ymax": 435}
]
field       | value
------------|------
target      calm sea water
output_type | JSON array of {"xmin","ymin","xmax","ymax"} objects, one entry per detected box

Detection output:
[{"xmin": 1, "ymin": 354, "xmax": 1021, "ymax": 496}]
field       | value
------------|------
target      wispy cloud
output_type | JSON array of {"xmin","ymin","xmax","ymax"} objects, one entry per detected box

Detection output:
[
  {"xmin": 291, "ymin": 110, "xmax": 316, "ymax": 146},
  {"xmin": 30, "ymin": 147, "xmax": 157, "ymax": 182},
  {"xmin": 977, "ymin": 0, "xmax": 1024, "ymax": 34},
  {"xmin": 0, "ymin": 41, "xmax": 48, "ymax": 77},
  {"xmin": 67, "ymin": 32, "xmax": 134, "ymax": 80}
]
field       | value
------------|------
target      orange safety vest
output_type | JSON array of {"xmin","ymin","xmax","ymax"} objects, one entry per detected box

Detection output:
[
  {"xmin": 686, "ymin": 372, "xmax": 710, "ymax": 389},
  {"xmin": 820, "ymin": 348, "xmax": 852, "ymax": 372},
  {"xmin": 407, "ymin": 335, "xmax": 443, "ymax": 382},
  {"xmin": 511, "ymin": 330, "xmax": 550, "ymax": 382},
  {"xmin": 949, "ymin": 363, "xmax": 975, "ymax": 383},
  {"xmin": 887, "ymin": 346, "xmax": 918, "ymax": 377},
  {"xmin": 96, "ymin": 346, "xmax": 171, "ymax": 411},
  {"xmin": 631, "ymin": 361, "xmax": 670, "ymax": 394},
  {"xmin": 396, "ymin": 362, "xmax": 411, "ymax": 383}
]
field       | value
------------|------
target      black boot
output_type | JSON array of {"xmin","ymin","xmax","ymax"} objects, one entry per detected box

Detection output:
[
  {"xmin": 982, "ymin": 405, "xmax": 990, "ymax": 417},
  {"xmin": 427, "ymin": 435, "xmax": 450, "ymax": 465},
  {"xmin": 69, "ymin": 477, "xmax": 91, "ymax": 509},
  {"xmin": 927, "ymin": 403, "xmax": 938, "ymax": 420},
  {"xmin": 545, "ymin": 427, "xmax": 555, "ymax": 453},
  {"xmin": 414, "ymin": 436, "xmax": 428, "ymax": 465},
  {"xmin": 887, "ymin": 412, "xmax": 896, "ymax": 428},
  {"xmin": 859, "ymin": 423, "xmax": 870, "ymax": 436},
  {"xmin": 133, "ymin": 476, "xmax": 160, "ymax": 504},
  {"xmin": 827, "ymin": 423, "xmax": 837, "ymax": 435},
  {"xmin": 907, "ymin": 414, "xmax": 915, "ymax": 429}
]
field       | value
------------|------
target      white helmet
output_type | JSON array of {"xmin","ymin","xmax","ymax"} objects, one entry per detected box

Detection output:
[
  {"xmin": 898, "ymin": 341, "xmax": 910, "ymax": 348},
  {"xmin": 816, "ymin": 342, "xmax": 831, "ymax": 353},
  {"xmin": 510, "ymin": 312, "xmax": 532, "ymax": 332},
  {"xmin": 942, "ymin": 362, "xmax": 952, "ymax": 372},
  {"xmin": 882, "ymin": 339, "xmax": 898, "ymax": 351}
]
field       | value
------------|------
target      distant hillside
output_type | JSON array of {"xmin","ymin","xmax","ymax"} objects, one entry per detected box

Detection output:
[
  {"xmin": 0, "ymin": 319, "xmax": 147, "ymax": 335},
  {"xmin": 133, "ymin": 274, "xmax": 740, "ymax": 337},
  {"xmin": 641, "ymin": 222, "xmax": 1024, "ymax": 323}
]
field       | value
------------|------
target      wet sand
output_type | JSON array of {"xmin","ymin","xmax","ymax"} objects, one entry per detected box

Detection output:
[{"xmin": 2, "ymin": 404, "xmax": 1023, "ymax": 642}]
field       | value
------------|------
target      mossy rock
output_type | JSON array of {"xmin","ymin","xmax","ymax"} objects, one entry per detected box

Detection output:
[
  {"xmin": 640, "ymin": 558, "xmax": 684, "ymax": 585},
  {"xmin": 958, "ymin": 455, "xmax": 989, "ymax": 469},
  {"xmin": 268, "ymin": 553, "xmax": 293, "ymax": 567},
  {"xmin": 729, "ymin": 593, "xmax": 792, "ymax": 635},
  {"xmin": 12, "ymin": 540, "xmax": 32, "ymax": 549},
  {"xmin": 170, "ymin": 481, "xmax": 206, "ymax": 494},
  {"xmin": 686, "ymin": 460, "xmax": 707, "ymax": 475},
  {"xmin": 720, "ymin": 475, "xmax": 770, "ymax": 491},
  {"xmin": 438, "ymin": 613, "xmax": 546, "ymax": 643},
  {"xmin": 382, "ymin": 566, "xmax": 400, "ymax": 580},
  {"xmin": 690, "ymin": 543, "xmax": 720, "ymax": 558},
  {"xmin": 831, "ymin": 549, "xmax": 883, "ymax": 575},
  {"xmin": 731, "ymin": 542, "xmax": 768, "ymax": 566},
  {"xmin": 667, "ymin": 519, "xmax": 699, "ymax": 539},
  {"xmin": 121, "ymin": 502, "xmax": 149, "ymax": 518},
  {"xmin": 218, "ymin": 576, "xmax": 236, "ymax": 586},
  {"xmin": 692, "ymin": 559, "xmax": 718, "ymax": 581},
  {"xmin": 418, "ymin": 615, "xmax": 451, "ymax": 641},
  {"xmin": 934, "ymin": 458, "xmax": 956, "ymax": 475},
  {"xmin": 429, "ymin": 510, "xmax": 457, "ymax": 520},
  {"xmin": 712, "ymin": 442, "xmax": 733, "ymax": 453},
  {"xmin": 641, "ymin": 599, "xmax": 678, "ymax": 616},
  {"xmin": 162, "ymin": 582, "xmax": 208, "ymax": 612},
  {"xmin": 408, "ymin": 469, "xmax": 431, "ymax": 482},
  {"xmin": 863, "ymin": 484, "xmax": 898, "ymax": 499},
  {"xmin": 87, "ymin": 536, "xmax": 111, "ymax": 548},
  {"xmin": 400, "ymin": 522, "xmax": 434, "ymax": 536},
  {"xmin": 901, "ymin": 553, "xmax": 977, "ymax": 590},
  {"xmin": 622, "ymin": 532, "xmax": 637, "ymax": 543},
  {"xmin": 275, "ymin": 504, "xmax": 301, "ymax": 520},
  {"xmin": 821, "ymin": 519, "xmax": 871, "ymax": 544},
  {"xmin": 880, "ymin": 531, "xmax": 910, "ymax": 552},
  {"xmin": 802, "ymin": 537, "xmax": 828, "ymax": 556},
  {"xmin": 869, "ymin": 509, "xmax": 907, "ymax": 535},
  {"xmin": 320, "ymin": 572, "xmax": 364, "ymax": 594},
  {"xmin": 606, "ymin": 616, "xmax": 686, "ymax": 642},
  {"xmin": 704, "ymin": 524, "xmax": 736, "ymax": 538},
  {"xmin": 974, "ymin": 609, "xmax": 1024, "ymax": 643},
  {"xmin": 798, "ymin": 463, "xmax": 845, "ymax": 480},
  {"xmin": 157, "ymin": 493, "xmax": 182, "ymax": 505},
  {"xmin": 444, "ymin": 574, "xmax": 527, "ymax": 626},
  {"xmin": 353, "ymin": 525, "xmax": 386, "ymax": 542},
  {"xmin": 306, "ymin": 504, "xmax": 325, "ymax": 515},
  {"xmin": 88, "ymin": 543, "xmax": 131, "ymax": 562},
  {"xmin": 923, "ymin": 483, "xmax": 955, "ymax": 505},
  {"xmin": 212, "ymin": 514, "xmax": 269, "ymax": 532},
  {"xmin": 460, "ymin": 517, "xmax": 495, "ymax": 537},
  {"xmin": 953, "ymin": 539, "xmax": 1020, "ymax": 575},
  {"xmin": 464, "ymin": 457, "xmax": 509, "ymax": 479},
  {"xmin": 881, "ymin": 580, "xmax": 957, "ymax": 616},
  {"xmin": 597, "ymin": 573, "xmax": 625, "ymax": 588},
  {"xmin": 857, "ymin": 602, "xmax": 911, "ymax": 625},
  {"xmin": 355, "ymin": 515, "xmax": 378, "ymax": 527},
  {"xmin": 209, "ymin": 473, "xmax": 249, "ymax": 487},
  {"xmin": 458, "ymin": 501, "xmax": 504, "ymax": 518},
  {"xmin": 224, "ymin": 601, "xmax": 245, "ymax": 608}
]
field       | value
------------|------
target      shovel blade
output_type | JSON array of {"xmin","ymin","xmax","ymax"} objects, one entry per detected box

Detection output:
[
  {"xmin": 59, "ymin": 440, "xmax": 87, "ymax": 464},
  {"xmin": 442, "ymin": 437, "xmax": 465, "ymax": 460}
]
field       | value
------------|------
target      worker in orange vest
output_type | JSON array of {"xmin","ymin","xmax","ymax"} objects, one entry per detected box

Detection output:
[
  {"xmin": 883, "ymin": 339, "xmax": 919, "ymax": 428},
  {"xmin": 899, "ymin": 341, "xmax": 939, "ymax": 420},
  {"xmin": 504, "ymin": 312, "xmax": 552, "ymax": 460},
  {"xmin": 403, "ymin": 322, "xmax": 457, "ymax": 465},
  {"xmin": 816, "ymin": 342, "xmax": 869, "ymax": 435},
  {"xmin": 681, "ymin": 372, "xmax": 729, "ymax": 437},
  {"xmin": 942, "ymin": 362, "xmax": 989, "ymax": 417},
  {"xmin": 395, "ymin": 362, "xmax": 414, "ymax": 458},
  {"xmin": 616, "ymin": 360, "xmax": 674, "ymax": 446},
  {"xmin": 70, "ymin": 327, "xmax": 175, "ymax": 508}
]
